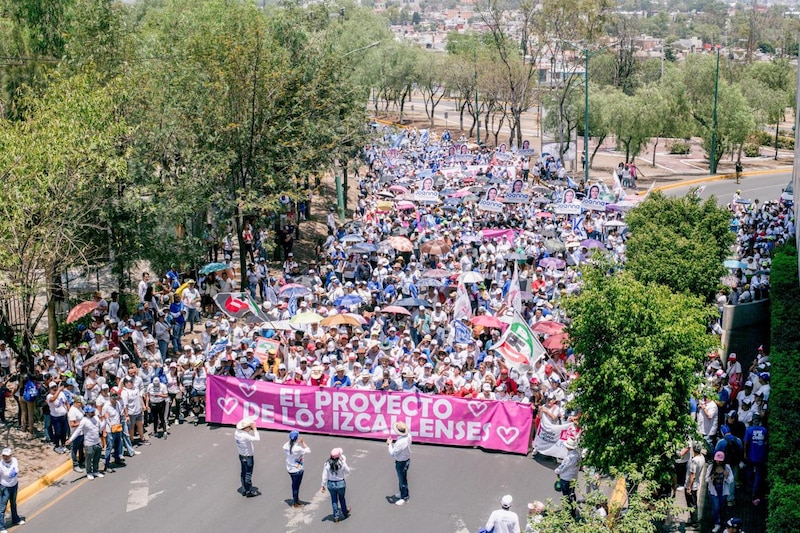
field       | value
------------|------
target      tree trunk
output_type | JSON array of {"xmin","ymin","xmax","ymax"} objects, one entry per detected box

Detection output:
[
  {"xmin": 234, "ymin": 208, "xmax": 246, "ymax": 290},
  {"xmin": 47, "ymin": 265, "xmax": 58, "ymax": 352},
  {"xmin": 590, "ymin": 134, "xmax": 607, "ymax": 169},
  {"xmin": 652, "ymin": 137, "xmax": 659, "ymax": 167},
  {"xmin": 775, "ymin": 122, "xmax": 780, "ymax": 160}
]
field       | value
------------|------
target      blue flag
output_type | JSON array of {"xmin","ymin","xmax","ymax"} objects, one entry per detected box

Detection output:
[
  {"xmin": 454, "ymin": 319, "xmax": 472, "ymax": 345},
  {"xmin": 288, "ymin": 296, "xmax": 298, "ymax": 317}
]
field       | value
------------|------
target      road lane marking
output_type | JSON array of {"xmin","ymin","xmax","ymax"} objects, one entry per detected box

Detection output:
[
  {"xmin": 126, "ymin": 476, "xmax": 149, "ymax": 512},
  {"xmin": 285, "ymin": 485, "xmax": 328, "ymax": 532}
]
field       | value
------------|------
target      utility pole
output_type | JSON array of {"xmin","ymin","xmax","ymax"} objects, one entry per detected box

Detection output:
[
  {"xmin": 710, "ymin": 46, "xmax": 721, "ymax": 175},
  {"xmin": 474, "ymin": 47, "xmax": 480, "ymax": 145}
]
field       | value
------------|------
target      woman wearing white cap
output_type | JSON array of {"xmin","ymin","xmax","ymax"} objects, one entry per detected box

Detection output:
[
  {"xmin": 283, "ymin": 430, "xmax": 310, "ymax": 507},
  {"xmin": 0, "ymin": 448, "xmax": 24, "ymax": 530},
  {"xmin": 321, "ymin": 447, "xmax": 350, "ymax": 523},
  {"xmin": 484, "ymin": 494, "xmax": 520, "ymax": 533},
  {"xmin": 234, "ymin": 416, "xmax": 261, "ymax": 497}
]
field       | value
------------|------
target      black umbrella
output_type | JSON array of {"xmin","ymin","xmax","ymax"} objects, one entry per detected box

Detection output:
[{"xmin": 395, "ymin": 297, "xmax": 432, "ymax": 308}]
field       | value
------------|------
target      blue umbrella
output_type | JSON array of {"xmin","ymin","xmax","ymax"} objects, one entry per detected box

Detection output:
[
  {"xmin": 350, "ymin": 242, "xmax": 378, "ymax": 253},
  {"xmin": 395, "ymin": 297, "xmax": 431, "ymax": 308},
  {"xmin": 279, "ymin": 286, "xmax": 311, "ymax": 298},
  {"xmin": 334, "ymin": 295, "xmax": 363, "ymax": 307},
  {"xmin": 199, "ymin": 262, "xmax": 229, "ymax": 275},
  {"xmin": 723, "ymin": 260, "xmax": 746, "ymax": 270},
  {"xmin": 340, "ymin": 234, "xmax": 364, "ymax": 244}
]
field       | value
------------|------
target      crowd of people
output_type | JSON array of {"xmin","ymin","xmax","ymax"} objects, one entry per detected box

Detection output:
[{"xmin": 0, "ymin": 125, "xmax": 791, "ymax": 532}]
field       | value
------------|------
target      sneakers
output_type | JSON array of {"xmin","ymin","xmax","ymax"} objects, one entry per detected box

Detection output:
[
  {"xmin": 712, "ymin": 525, "xmax": 721, "ymax": 533},
  {"xmin": 87, "ymin": 474, "xmax": 95, "ymax": 480},
  {"xmin": 727, "ymin": 500, "xmax": 735, "ymax": 507},
  {"xmin": 395, "ymin": 499, "xmax": 406, "ymax": 506},
  {"xmin": 13, "ymin": 518, "xmax": 24, "ymax": 525},
  {"xmin": 54, "ymin": 446, "xmax": 67, "ymax": 454},
  {"xmin": 133, "ymin": 450, "xmax": 142, "ymax": 455},
  {"xmin": 394, "ymin": 493, "xmax": 401, "ymax": 499},
  {"xmin": 95, "ymin": 472, "xmax": 105, "ymax": 478},
  {"xmin": 73, "ymin": 466, "xmax": 84, "ymax": 473}
]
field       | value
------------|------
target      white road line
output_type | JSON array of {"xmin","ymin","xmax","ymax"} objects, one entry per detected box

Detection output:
[
  {"xmin": 126, "ymin": 476, "xmax": 149, "ymax": 513},
  {"xmin": 284, "ymin": 486, "xmax": 328, "ymax": 532},
  {"xmin": 453, "ymin": 514, "xmax": 471, "ymax": 533}
]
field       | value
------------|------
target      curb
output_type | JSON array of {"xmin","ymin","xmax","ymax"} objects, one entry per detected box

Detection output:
[
  {"xmin": 18, "ymin": 459, "xmax": 72, "ymax": 505},
  {"xmin": 655, "ymin": 167, "xmax": 792, "ymax": 192}
]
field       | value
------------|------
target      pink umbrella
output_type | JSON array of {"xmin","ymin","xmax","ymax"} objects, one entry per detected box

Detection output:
[
  {"xmin": 420, "ymin": 239, "xmax": 452, "ymax": 256},
  {"xmin": 543, "ymin": 333, "xmax": 569, "ymax": 351},
  {"xmin": 451, "ymin": 189, "xmax": 474, "ymax": 198},
  {"xmin": 539, "ymin": 257, "xmax": 566, "ymax": 270},
  {"xmin": 67, "ymin": 301, "xmax": 99, "ymax": 323},
  {"xmin": 535, "ymin": 211, "xmax": 553, "ymax": 219},
  {"xmin": 387, "ymin": 236, "xmax": 414, "ymax": 252},
  {"xmin": 389, "ymin": 185, "xmax": 409, "ymax": 194},
  {"xmin": 471, "ymin": 315, "xmax": 505, "ymax": 329},
  {"xmin": 422, "ymin": 269, "xmax": 451, "ymax": 279},
  {"xmin": 532, "ymin": 320, "xmax": 565, "ymax": 335},
  {"xmin": 580, "ymin": 239, "xmax": 605, "ymax": 249},
  {"xmin": 396, "ymin": 201, "xmax": 416, "ymax": 210},
  {"xmin": 382, "ymin": 305, "xmax": 411, "ymax": 316}
]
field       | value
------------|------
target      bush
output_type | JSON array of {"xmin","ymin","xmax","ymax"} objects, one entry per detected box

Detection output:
[
  {"xmin": 768, "ymin": 244, "xmax": 800, "ymax": 532},
  {"xmin": 742, "ymin": 143, "xmax": 761, "ymax": 157},
  {"xmin": 749, "ymin": 130, "xmax": 773, "ymax": 146},
  {"xmin": 667, "ymin": 140, "xmax": 691, "ymax": 155},
  {"xmin": 777, "ymin": 136, "xmax": 794, "ymax": 150}
]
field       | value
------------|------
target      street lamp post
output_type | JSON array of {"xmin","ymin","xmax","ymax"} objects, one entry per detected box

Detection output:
[
  {"xmin": 474, "ymin": 47, "xmax": 480, "ymax": 145},
  {"xmin": 710, "ymin": 46, "xmax": 721, "ymax": 175},
  {"xmin": 584, "ymin": 47, "xmax": 589, "ymax": 185}
]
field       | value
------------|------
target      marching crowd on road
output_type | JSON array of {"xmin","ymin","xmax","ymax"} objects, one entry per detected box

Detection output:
[{"xmin": 0, "ymin": 126, "xmax": 791, "ymax": 531}]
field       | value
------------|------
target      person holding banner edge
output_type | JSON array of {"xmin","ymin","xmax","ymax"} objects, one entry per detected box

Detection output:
[{"xmin": 283, "ymin": 430, "xmax": 310, "ymax": 507}]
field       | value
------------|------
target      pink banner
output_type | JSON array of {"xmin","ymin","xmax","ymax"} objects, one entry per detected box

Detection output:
[
  {"xmin": 481, "ymin": 228, "xmax": 517, "ymax": 245},
  {"xmin": 206, "ymin": 375, "xmax": 532, "ymax": 454}
]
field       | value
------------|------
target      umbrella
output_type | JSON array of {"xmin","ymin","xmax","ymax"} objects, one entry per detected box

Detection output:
[
  {"xmin": 396, "ymin": 201, "xmax": 416, "ymax": 210},
  {"xmin": 459, "ymin": 271, "xmax": 484, "ymax": 284},
  {"xmin": 199, "ymin": 262, "xmax": 229, "ymax": 275},
  {"xmin": 540, "ymin": 229, "xmax": 557, "ymax": 238},
  {"xmin": 279, "ymin": 285, "xmax": 312, "ymax": 298},
  {"xmin": 605, "ymin": 220, "xmax": 627, "ymax": 227},
  {"xmin": 443, "ymin": 197, "xmax": 462, "ymax": 205},
  {"xmin": 462, "ymin": 194, "xmax": 479, "ymax": 203},
  {"xmin": 442, "ymin": 205, "xmax": 459, "ymax": 212},
  {"xmin": 530, "ymin": 186, "xmax": 551, "ymax": 195},
  {"xmin": 82, "ymin": 350, "xmax": 119, "ymax": 370},
  {"xmin": 66, "ymin": 301, "xmax": 98, "ymax": 324},
  {"xmin": 387, "ymin": 236, "xmax": 414, "ymax": 252},
  {"xmin": 320, "ymin": 314, "xmax": 362, "ymax": 327},
  {"xmin": 349, "ymin": 242, "xmax": 378, "ymax": 254},
  {"xmin": 395, "ymin": 298, "xmax": 431, "ymax": 308},
  {"xmin": 376, "ymin": 201, "xmax": 393, "ymax": 211},
  {"xmin": 724, "ymin": 260, "xmax": 746, "ymax": 270},
  {"xmin": 340, "ymin": 234, "xmax": 364, "ymax": 244},
  {"xmin": 377, "ymin": 190, "xmax": 395, "ymax": 198},
  {"xmin": 342, "ymin": 220, "xmax": 365, "ymax": 232},
  {"xmin": 539, "ymin": 257, "xmax": 566, "ymax": 269},
  {"xmin": 417, "ymin": 278, "xmax": 443, "ymax": 288},
  {"xmin": 535, "ymin": 211, "xmax": 553, "ymax": 219},
  {"xmin": 544, "ymin": 239, "xmax": 566, "ymax": 253},
  {"xmin": 753, "ymin": 269, "xmax": 770, "ymax": 276},
  {"xmin": 471, "ymin": 315, "xmax": 505, "ymax": 329},
  {"xmin": 735, "ymin": 199, "xmax": 752, "ymax": 205},
  {"xmin": 451, "ymin": 189, "xmax": 474, "ymax": 198},
  {"xmin": 334, "ymin": 295, "xmax": 363, "ymax": 307},
  {"xmin": 543, "ymin": 333, "xmax": 569, "ymax": 351},
  {"xmin": 389, "ymin": 185, "xmax": 409, "ymax": 194},
  {"xmin": 504, "ymin": 252, "xmax": 527, "ymax": 261},
  {"xmin": 382, "ymin": 305, "xmax": 412, "ymax": 315},
  {"xmin": 580, "ymin": 239, "xmax": 605, "ymax": 249},
  {"xmin": 531, "ymin": 196, "xmax": 550, "ymax": 205},
  {"xmin": 532, "ymin": 320, "xmax": 565, "ymax": 335},
  {"xmin": 291, "ymin": 312, "xmax": 323, "ymax": 324},
  {"xmin": 259, "ymin": 320, "xmax": 297, "ymax": 331},
  {"xmin": 420, "ymin": 239, "xmax": 452, "ymax": 255},
  {"xmin": 422, "ymin": 269, "xmax": 451, "ymax": 279}
]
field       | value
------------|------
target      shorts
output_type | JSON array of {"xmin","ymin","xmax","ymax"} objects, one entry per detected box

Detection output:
[
  {"xmin": 191, "ymin": 389, "xmax": 206, "ymax": 398},
  {"xmin": 131, "ymin": 413, "xmax": 144, "ymax": 424}
]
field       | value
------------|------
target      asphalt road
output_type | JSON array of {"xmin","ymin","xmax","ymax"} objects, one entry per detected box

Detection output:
[
  {"xmin": 21, "ymin": 421, "xmax": 560, "ymax": 533},
  {"xmin": 665, "ymin": 169, "xmax": 791, "ymax": 205}
]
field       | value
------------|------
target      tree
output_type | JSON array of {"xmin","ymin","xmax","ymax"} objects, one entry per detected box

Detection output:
[
  {"xmin": 623, "ymin": 192, "xmax": 734, "ymax": 301},
  {"xmin": 416, "ymin": 53, "xmax": 446, "ymax": 128},
  {"xmin": 564, "ymin": 267, "xmax": 717, "ymax": 483}
]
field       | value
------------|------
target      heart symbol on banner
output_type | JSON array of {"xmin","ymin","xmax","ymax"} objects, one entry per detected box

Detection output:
[
  {"xmin": 467, "ymin": 401, "xmax": 488, "ymax": 418},
  {"xmin": 496, "ymin": 426, "xmax": 520, "ymax": 446},
  {"xmin": 238, "ymin": 382, "xmax": 257, "ymax": 398},
  {"xmin": 217, "ymin": 397, "xmax": 238, "ymax": 416}
]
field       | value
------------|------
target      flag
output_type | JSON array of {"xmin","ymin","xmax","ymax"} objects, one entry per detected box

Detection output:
[
  {"xmin": 644, "ymin": 180, "xmax": 656, "ymax": 197},
  {"xmin": 208, "ymin": 338, "xmax": 229, "ymax": 358},
  {"xmin": 419, "ymin": 129, "xmax": 430, "ymax": 145},
  {"xmin": 454, "ymin": 319, "xmax": 472, "ymax": 345},
  {"xmin": 453, "ymin": 282, "xmax": 472, "ymax": 321},
  {"xmin": 214, "ymin": 292, "xmax": 251, "ymax": 319},
  {"xmin": 611, "ymin": 171, "xmax": 623, "ymax": 196},
  {"xmin": 503, "ymin": 264, "xmax": 522, "ymax": 315},
  {"xmin": 493, "ymin": 311, "xmax": 546, "ymax": 375},
  {"xmin": 693, "ymin": 185, "xmax": 706, "ymax": 198},
  {"xmin": 288, "ymin": 296, "xmax": 298, "ymax": 317},
  {"xmin": 245, "ymin": 294, "xmax": 270, "ymax": 323}
]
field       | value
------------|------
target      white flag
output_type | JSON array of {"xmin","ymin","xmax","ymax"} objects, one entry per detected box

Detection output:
[
  {"xmin": 504, "ymin": 263, "xmax": 522, "ymax": 314},
  {"xmin": 453, "ymin": 282, "xmax": 473, "ymax": 321},
  {"xmin": 493, "ymin": 311, "xmax": 546, "ymax": 376}
]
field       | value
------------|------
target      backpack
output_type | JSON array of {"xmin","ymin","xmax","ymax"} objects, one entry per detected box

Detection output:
[{"xmin": 23, "ymin": 379, "xmax": 38, "ymax": 402}]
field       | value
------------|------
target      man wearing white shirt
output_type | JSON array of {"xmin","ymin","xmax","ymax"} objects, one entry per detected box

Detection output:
[
  {"xmin": 234, "ymin": 416, "xmax": 261, "ymax": 497},
  {"xmin": 387, "ymin": 421, "xmax": 411, "ymax": 506},
  {"xmin": 485, "ymin": 495, "xmax": 521, "ymax": 533}
]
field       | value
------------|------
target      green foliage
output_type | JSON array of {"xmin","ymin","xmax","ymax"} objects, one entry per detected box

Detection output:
[
  {"xmin": 564, "ymin": 268, "xmax": 715, "ymax": 483},
  {"xmin": 742, "ymin": 142, "xmax": 761, "ymax": 158},
  {"xmin": 624, "ymin": 192, "xmax": 734, "ymax": 301},
  {"xmin": 668, "ymin": 141, "xmax": 691, "ymax": 154},
  {"xmin": 766, "ymin": 244, "xmax": 800, "ymax": 532}
]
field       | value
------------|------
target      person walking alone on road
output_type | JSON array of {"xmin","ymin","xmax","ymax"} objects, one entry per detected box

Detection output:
[
  {"xmin": 387, "ymin": 421, "xmax": 411, "ymax": 505},
  {"xmin": 482, "ymin": 494, "xmax": 520, "ymax": 533},
  {"xmin": 321, "ymin": 447, "xmax": 351, "ymax": 523},
  {"xmin": 0, "ymin": 448, "xmax": 24, "ymax": 532},
  {"xmin": 234, "ymin": 416, "xmax": 261, "ymax": 497},
  {"xmin": 283, "ymin": 430, "xmax": 310, "ymax": 507},
  {"xmin": 555, "ymin": 437, "xmax": 581, "ymax": 519}
]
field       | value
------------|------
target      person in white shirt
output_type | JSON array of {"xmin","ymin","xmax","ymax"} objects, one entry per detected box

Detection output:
[
  {"xmin": 0, "ymin": 448, "xmax": 24, "ymax": 530},
  {"xmin": 66, "ymin": 405, "xmax": 106, "ymax": 480},
  {"xmin": 235, "ymin": 416, "xmax": 261, "ymax": 497},
  {"xmin": 0, "ymin": 341, "xmax": 13, "ymax": 376},
  {"xmin": 67, "ymin": 397, "xmax": 86, "ymax": 472},
  {"xmin": 387, "ymin": 422, "xmax": 411, "ymax": 505},
  {"xmin": 283, "ymin": 430, "xmax": 311, "ymax": 507},
  {"xmin": 138, "ymin": 272, "xmax": 150, "ymax": 303},
  {"xmin": 181, "ymin": 280, "xmax": 201, "ymax": 334},
  {"xmin": 121, "ymin": 377, "xmax": 148, "ymax": 447},
  {"xmin": 47, "ymin": 381, "xmax": 70, "ymax": 454},
  {"xmin": 485, "ymin": 494, "xmax": 521, "ymax": 533},
  {"xmin": 321, "ymin": 447, "xmax": 351, "ymax": 523}
]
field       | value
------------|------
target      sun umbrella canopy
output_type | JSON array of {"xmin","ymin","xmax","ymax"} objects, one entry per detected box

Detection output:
[
  {"xmin": 387, "ymin": 236, "xmax": 414, "ymax": 252},
  {"xmin": 388, "ymin": 185, "xmax": 409, "ymax": 194},
  {"xmin": 394, "ymin": 297, "xmax": 431, "ymax": 308},
  {"xmin": 420, "ymin": 239, "xmax": 452, "ymax": 255},
  {"xmin": 580, "ymin": 239, "xmax": 605, "ymax": 249},
  {"xmin": 459, "ymin": 271, "xmax": 484, "ymax": 284},
  {"xmin": 543, "ymin": 333, "xmax": 569, "ymax": 351},
  {"xmin": 381, "ymin": 305, "xmax": 412, "ymax": 315},
  {"xmin": 334, "ymin": 295, "xmax": 363, "ymax": 307},
  {"xmin": 339, "ymin": 234, "xmax": 364, "ymax": 244},
  {"xmin": 320, "ymin": 314, "xmax": 362, "ymax": 327},
  {"xmin": 724, "ymin": 259, "xmax": 747, "ymax": 270},
  {"xmin": 66, "ymin": 301, "xmax": 98, "ymax": 324},
  {"xmin": 539, "ymin": 257, "xmax": 566, "ymax": 270},
  {"xmin": 471, "ymin": 315, "xmax": 505, "ymax": 329},
  {"xmin": 396, "ymin": 201, "xmax": 416, "ymax": 210},
  {"xmin": 544, "ymin": 239, "xmax": 566, "ymax": 253},
  {"xmin": 531, "ymin": 320, "xmax": 565, "ymax": 335},
  {"xmin": 82, "ymin": 350, "xmax": 118, "ymax": 369},
  {"xmin": 422, "ymin": 269, "xmax": 451, "ymax": 279},
  {"xmin": 279, "ymin": 284, "xmax": 311, "ymax": 298},
  {"xmin": 199, "ymin": 262, "xmax": 229, "ymax": 275},
  {"xmin": 417, "ymin": 278, "xmax": 443, "ymax": 288},
  {"xmin": 291, "ymin": 312, "xmax": 323, "ymax": 324}
]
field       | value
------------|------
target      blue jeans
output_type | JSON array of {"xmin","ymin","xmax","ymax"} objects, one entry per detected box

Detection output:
[
  {"xmin": 395, "ymin": 460, "xmax": 410, "ymax": 500},
  {"xmin": 0, "ymin": 484, "xmax": 20, "ymax": 524},
  {"xmin": 71, "ymin": 435, "xmax": 84, "ymax": 467},
  {"xmin": 239, "ymin": 455, "xmax": 254, "ymax": 494},
  {"xmin": 158, "ymin": 340, "xmax": 168, "ymax": 362},
  {"xmin": 171, "ymin": 322, "xmax": 184, "ymax": 353},
  {"xmin": 186, "ymin": 309, "xmax": 199, "ymax": 332},
  {"xmin": 51, "ymin": 415, "xmax": 68, "ymax": 447},
  {"xmin": 327, "ymin": 479, "xmax": 348, "ymax": 520},
  {"xmin": 289, "ymin": 470, "xmax": 304, "ymax": 504},
  {"xmin": 105, "ymin": 430, "xmax": 123, "ymax": 466},
  {"xmin": 710, "ymin": 484, "xmax": 726, "ymax": 525},
  {"xmin": 121, "ymin": 419, "xmax": 135, "ymax": 455}
]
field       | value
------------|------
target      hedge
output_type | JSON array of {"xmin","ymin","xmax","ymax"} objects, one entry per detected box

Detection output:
[{"xmin": 767, "ymin": 244, "xmax": 800, "ymax": 532}]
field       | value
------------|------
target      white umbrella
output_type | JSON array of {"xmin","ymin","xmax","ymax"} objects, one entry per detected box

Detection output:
[{"xmin": 459, "ymin": 271, "xmax": 484, "ymax": 284}]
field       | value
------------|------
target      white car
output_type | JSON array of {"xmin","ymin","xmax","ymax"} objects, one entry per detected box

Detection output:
[{"xmin": 780, "ymin": 180, "xmax": 793, "ymax": 206}]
